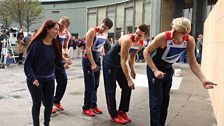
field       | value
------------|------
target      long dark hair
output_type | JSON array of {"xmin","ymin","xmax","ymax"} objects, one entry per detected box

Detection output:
[{"xmin": 27, "ymin": 19, "xmax": 62, "ymax": 59}]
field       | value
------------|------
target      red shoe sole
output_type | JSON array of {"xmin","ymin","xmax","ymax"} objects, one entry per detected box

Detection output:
[
  {"xmin": 110, "ymin": 118, "xmax": 128, "ymax": 124},
  {"xmin": 56, "ymin": 108, "xmax": 64, "ymax": 111},
  {"xmin": 82, "ymin": 111, "xmax": 95, "ymax": 117},
  {"xmin": 92, "ymin": 110, "xmax": 103, "ymax": 114}
]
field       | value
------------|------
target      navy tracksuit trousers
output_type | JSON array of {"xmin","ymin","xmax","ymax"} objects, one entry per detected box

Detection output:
[
  {"xmin": 147, "ymin": 65, "xmax": 174, "ymax": 126},
  {"xmin": 82, "ymin": 55, "xmax": 101, "ymax": 110},
  {"xmin": 53, "ymin": 65, "xmax": 68, "ymax": 104},
  {"xmin": 103, "ymin": 58, "xmax": 132, "ymax": 118}
]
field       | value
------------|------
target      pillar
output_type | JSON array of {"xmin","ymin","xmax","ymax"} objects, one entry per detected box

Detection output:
[{"xmin": 192, "ymin": 0, "xmax": 207, "ymax": 38}]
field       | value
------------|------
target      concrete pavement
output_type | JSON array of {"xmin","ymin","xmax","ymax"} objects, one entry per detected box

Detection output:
[{"xmin": 0, "ymin": 57, "xmax": 217, "ymax": 126}]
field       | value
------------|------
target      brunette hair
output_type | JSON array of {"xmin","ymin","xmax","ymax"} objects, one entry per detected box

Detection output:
[
  {"xmin": 138, "ymin": 24, "xmax": 149, "ymax": 36},
  {"xmin": 27, "ymin": 19, "xmax": 62, "ymax": 59},
  {"xmin": 102, "ymin": 18, "xmax": 113, "ymax": 29}
]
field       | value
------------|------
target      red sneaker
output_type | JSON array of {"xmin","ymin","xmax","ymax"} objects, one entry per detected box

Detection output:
[
  {"xmin": 82, "ymin": 109, "xmax": 95, "ymax": 117},
  {"xmin": 54, "ymin": 103, "xmax": 64, "ymax": 110},
  {"xmin": 119, "ymin": 111, "xmax": 131, "ymax": 122},
  {"xmin": 52, "ymin": 107, "xmax": 56, "ymax": 113},
  {"xmin": 111, "ymin": 114, "xmax": 128, "ymax": 124},
  {"xmin": 92, "ymin": 107, "xmax": 103, "ymax": 114}
]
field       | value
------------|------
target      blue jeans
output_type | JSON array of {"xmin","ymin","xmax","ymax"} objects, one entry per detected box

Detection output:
[
  {"xmin": 147, "ymin": 65, "xmax": 174, "ymax": 126},
  {"xmin": 103, "ymin": 58, "xmax": 132, "ymax": 118},
  {"xmin": 27, "ymin": 79, "xmax": 55, "ymax": 126},
  {"xmin": 197, "ymin": 51, "xmax": 202, "ymax": 64},
  {"xmin": 82, "ymin": 56, "xmax": 101, "ymax": 110}
]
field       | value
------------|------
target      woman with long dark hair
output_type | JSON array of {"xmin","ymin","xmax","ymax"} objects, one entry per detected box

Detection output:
[{"xmin": 24, "ymin": 19, "xmax": 62, "ymax": 126}]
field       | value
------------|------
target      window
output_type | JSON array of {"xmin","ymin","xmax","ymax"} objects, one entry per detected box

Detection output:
[
  {"xmin": 108, "ymin": 33, "xmax": 114, "ymax": 39},
  {"xmin": 127, "ymin": 26, "xmax": 133, "ymax": 33},
  {"xmin": 52, "ymin": 11, "xmax": 60, "ymax": 13},
  {"xmin": 115, "ymin": 28, "xmax": 122, "ymax": 39}
]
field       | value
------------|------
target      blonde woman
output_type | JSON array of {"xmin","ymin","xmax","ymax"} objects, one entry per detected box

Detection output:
[{"xmin": 143, "ymin": 17, "xmax": 217, "ymax": 126}]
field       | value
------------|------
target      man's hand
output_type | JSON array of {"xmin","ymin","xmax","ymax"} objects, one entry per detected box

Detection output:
[
  {"xmin": 154, "ymin": 70, "xmax": 166, "ymax": 79},
  {"xmin": 128, "ymin": 79, "xmax": 135, "ymax": 90},
  {"xmin": 64, "ymin": 57, "xmax": 72, "ymax": 65},
  {"xmin": 33, "ymin": 80, "xmax": 39, "ymax": 87},
  {"xmin": 203, "ymin": 81, "xmax": 217, "ymax": 89},
  {"xmin": 91, "ymin": 63, "xmax": 98, "ymax": 72},
  {"xmin": 130, "ymin": 70, "xmax": 136, "ymax": 79},
  {"xmin": 64, "ymin": 63, "xmax": 70, "ymax": 69}
]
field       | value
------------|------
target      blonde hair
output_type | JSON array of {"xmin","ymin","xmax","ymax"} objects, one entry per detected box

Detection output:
[
  {"xmin": 171, "ymin": 17, "xmax": 191, "ymax": 34},
  {"xmin": 59, "ymin": 16, "xmax": 70, "ymax": 26}
]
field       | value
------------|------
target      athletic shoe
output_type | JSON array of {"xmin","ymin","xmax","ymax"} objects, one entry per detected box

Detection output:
[
  {"xmin": 54, "ymin": 103, "xmax": 64, "ymax": 110},
  {"xmin": 111, "ymin": 114, "xmax": 128, "ymax": 124},
  {"xmin": 52, "ymin": 108, "xmax": 56, "ymax": 113},
  {"xmin": 82, "ymin": 109, "xmax": 95, "ymax": 117},
  {"xmin": 119, "ymin": 111, "xmax": 131, "ymax": 122},
  {"xmin": 92, "ymin": 107, "xmax": 103, "ymax": 114}
]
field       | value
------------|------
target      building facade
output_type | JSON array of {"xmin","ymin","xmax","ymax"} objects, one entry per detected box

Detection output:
[
  {"xmin": 31, "ymin": 0, "xmax": 151, "ymax": 38},
  {"xmin": 7, "ymin": 0, "xmax": 217, "ymax": 40},
  {"xmin": 85, "ymin": 0, "xmax": 217, "ymax": 40},
  {"xmin": 86, "ymin": 0, "xmax": 151, "ymax": 40}
]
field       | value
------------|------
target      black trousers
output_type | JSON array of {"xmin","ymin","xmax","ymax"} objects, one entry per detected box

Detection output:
[
  {"xmin": 27, "ymin": 79, "xmax": 55, "ymax": 126},
  {"xmin": 18, "ymin": 53, "xmax": 23, "ymax": 64}
]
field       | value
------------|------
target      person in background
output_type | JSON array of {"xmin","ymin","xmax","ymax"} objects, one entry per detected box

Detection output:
[
  {"xmin": 196, "ymin": 34, "xmax": 203, "ymax": 64},
  {"xmin": 82, "ymin": 18, "xmax": 113, "ymax": 117},
  {"xmin": 81, "ymin": 36, "xmax": 86, "ymax": 56},
  {"xmin": 144, "ymin": 37, "xmax": 150, "ymax": 48},
  {"xmin": 143, "ymin": 17, "xmax": 217, "ymax": 126},
  {"xmin": 68, "ymin": 35, "xmax": 75, "ymax": 59},
  {"xmin": 179, "ymin": 49, "xmax": 186, "ymax": 63},
  {"xmin": 17, "ymin": 28, "xmax": 24, "ymax": 40},
  {"xmin": 17, "ymin": 36, "xmax": 26, "ymax": 64},
  {"xmin": 103, "ymin": 24, "xmax": 149, "ymax": 124},
  {"xmin": 52, "ymin": 16, "xmax": 72, "ymax": 113},
  {"xmin": 24, "ymin": 32, "xmax": 32, "ymax": 44},
  {"xmin": 24, "ymin": 19, "xmax": 62, "ymax": 126},
  {"xmin": 76, "ymin": 36, "xmax": 85, "ymax": 58},
  {"xmin": 0, "ymin": 30, "xmax": 8, "ymax": 63}
]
